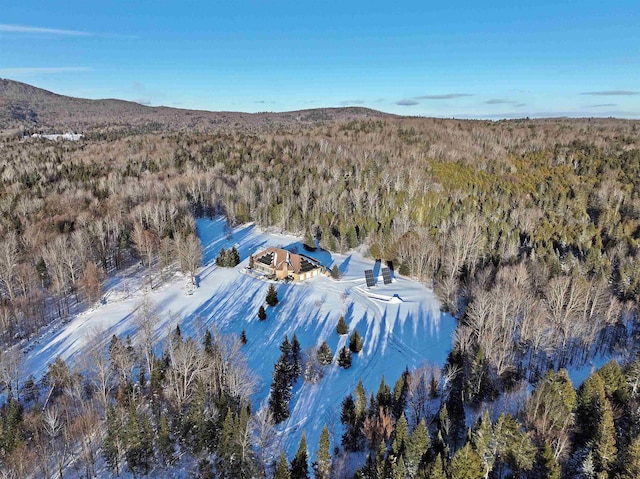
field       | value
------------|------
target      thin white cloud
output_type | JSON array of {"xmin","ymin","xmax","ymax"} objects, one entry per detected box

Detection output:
[
  {"xmin": 0, "ymin": 23, "xmax": 90, "ymax": 36},
  {"xmin": 0, "ymin": 67, "xmax": 92, "ymax": 76},
  {"xmin": 485, "ymin": 99, "xmax": 517, "ymax": 105},
  {"xmin": 580, "ymin": 90, "xmax": 639, "ymax": 96},
  {"xmin": 396, "ymin": 99, "xmax": 419, "ymax": 106},
  {"xmin": 415, "ymin": 93, "xmax": 473, "ymax": 100}
]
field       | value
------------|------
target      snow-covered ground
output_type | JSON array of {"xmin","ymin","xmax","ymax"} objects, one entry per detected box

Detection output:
[{"xmin": 20, "ymin": 218, "xmax": 457, "ymax": 457}]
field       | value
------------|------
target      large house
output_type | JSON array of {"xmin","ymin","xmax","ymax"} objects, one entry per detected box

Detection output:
[{"xmin": 251, "ymin": 247, "xmax": 325, "ymax": 281}]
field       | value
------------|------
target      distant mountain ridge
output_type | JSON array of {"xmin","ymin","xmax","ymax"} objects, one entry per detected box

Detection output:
[{"xmin": 0, "ymin": 79, "xmax": 392, "ymax": 132}]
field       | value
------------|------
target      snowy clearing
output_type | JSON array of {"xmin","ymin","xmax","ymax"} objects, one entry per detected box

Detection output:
[{"xmin": 21, "ymin": 218, "xmax": 457, "ymax": 457}]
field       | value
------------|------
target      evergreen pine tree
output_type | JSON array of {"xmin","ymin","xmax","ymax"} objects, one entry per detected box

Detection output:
[
  {"xmin": 347, "ymin": 225, "xmax": 358, "ymax": 249},
  {"xmin": 230, "ymin": 246, "xmax": 240, "ymax": 266},
  {"xmin": 304, "ymin": 228, "xmax": 316, "ymax": 251},
  {"xmin": 104, "ymin": 405, "xmax": 121, "ymax": 475},
  {"xmin": 428, "ymin": 453, "xmax": 448, "ymax": 479},
  {"xmin": 139, "ymin": 414, "xmax": 154, "ymax": 474},
  {"xmin": 450, "ymin": 442, "xmax": 483, "ymax": 479},
  {"xmin": 406, "ymin": 419, "xmax": 430, "ymax": 477},
  {"xmin": 576, "ymin": 372, "xmax": 607, "ymax": 447},
  {"xmin": 581, "ymin": 451, "xmax": 596, "ymax": 479},
  {"xmin": 341, "ymin": 394, "xmax": 361, "ymax": 451},
  {"xmin": 240, "ymin": 330, "xmax": 247, "ymax": 344},
  {"xmin": 354, "ymin": 379, "xmax": 367, "ymax": 421},
  {"xmin": 275, "ymin": 452, "xmax": 291, "ymax": 479},
  {"xmin": 437, "ymin": 405, "xmax": 450, "ymax": 448},
  {"xmin": 203, "ymin": 329, "xmax": 213, "ymax": 355},
  {"xmin": 124, "ymin": 406, "xmax": 142, "ymax": 474},
  {"xmin": 337, "ymin": 346, "xmax": 352, "ymax": 369},
  {"xmin": 314, "ymin": 425, "xmax": 332, "ymax": 479},
  {"xmin": 391, "ymin": 413, "xmax": 409, "ymax": 458},
  {"xmin": 291, "ymin": 432, "xmax": 310, "ymax": 479},
  {"xmin": 598, "ymin": 360, "xmax": 629, "ymax": 406},
  {"xmin": 594, "ymin": 396, "xmax": 617, "ymax": 474},
  {"xmin": 330, "ymin": 265, "xmax": 341, "ymax": 279},
  {"xmin": 377, "ymin": 376, "xmax": 392, "ymax": 410},
  {"xmin": 216, "ymin": 247, "xmax": 227, "ymax": 266},
  {"xmin": 392, "ymin": 456, "xmax": 407, "ymax": 479},
  {"xmin": 336, "ymin": 316, "xmax": 348, "ymax": 335},
  {"xmin": 316, "ymin": 341, "xmax": 333, "ymax": 365},
  {"xmin": 217, "ymin": 410, "xmax": 237, "ymax": 475},
  {"xmin": 158, "ymin": 415, "xmax": 174, "ymax": 466},
  {"xmin": 269, "ymin": 364, "xmax": 291, "ymax": 423},
  {"xmin": 621, "ymin": 435, "xmax": 640, "ymax": 479},
  {"xmin": 349, "ymin": 330, "xmax": 363, "ymax": 354},
  {"xmin": 534, "ymin": 441, "xmax": 560, "ymax": 479},
  {"xmin": 392, "ymin": 369, "xmax": 410, "ymax": 420},
  {"xmin": 375, "ymin": 439, "xmax": 388, "ymax": 478},
  {"xmin": 270, "ymin": 339, "xmax": 295, "ymax": 423},
  {"xmin": 291, "ymin": 334, "xmax": 302, "ymax": 380},
  {"xmin": 471, "ymin": 410, "xmax": 495, "ymax": 478},
  {"xmin": 266, "ymin": 284, "xmax": 279, "ymax": 306},
  {"xmin": 258, "ymin": 305, "xmax": 267, "ymax": 320},
  {"xmin": 493, "ymin": 413, "xmax": 536, "ymax": 475}
]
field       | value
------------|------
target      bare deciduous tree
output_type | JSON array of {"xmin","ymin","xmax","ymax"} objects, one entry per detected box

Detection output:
[
  {"xmin": 252, "ymin": 406, "xmax": 278, "ymax": 478},
  {"xmin": 166, "ymin": 335, "xmax": 207, "ymax": 410}
]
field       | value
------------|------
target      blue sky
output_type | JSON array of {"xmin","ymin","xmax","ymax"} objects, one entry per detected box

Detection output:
[{"xmin": 1, "ymin": 1, "xmax": 639, "ymax": 118}]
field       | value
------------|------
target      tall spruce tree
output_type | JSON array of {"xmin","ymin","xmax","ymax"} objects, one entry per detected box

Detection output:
[
  {"xmin": 377, "ymin": 376, "xmax": 392, "ymax": 410},
  {"xmin": 576, "ymin": 372, "xmax": 607, "ymax": 447},
  {"xmin": 158, "ymin": 415, "xmax": 174, "ymax": 466},
  {"xmin": 104, "ymin": 406, "xmax": 121, "ymax": 475},
  {"xmin": 428, "ymin": 453, "xmax": 448, "ymax": 479},
  {"xmin": 314, "ymin": 425, "xmax": 332, "ymax": 479},
  {"xmin": 203, "ymin": 329, "xmax": 214, "ymax": 355},
  {"xmin": 139, "ymin": 414, "xmax": 154, "ymax": 475},
  {"xmin": 230, "ymin": 246, "xmax": 240, "ymax": 266},
  {"xmin": 341, "ymin": 394, "xmax": 362, "ymax": 451},
  {"xmin": 291, "ymin": 432, "xmax": 310, "ymax": 479},
  {"xmin": 406, "ymin": 419, "xmax": 430, "ymax": 477},
  {"xmin": 391, "ymin": 413, "xmax": 409, "ymax": 458},
  {"xmin": 336, "ymin": 316, "xmax": 348, "ymax": 335},
  {"xmin": 349, "ymin": 330, "xmax": 363, "ymax": 354},
  {"xmin": 330, "ymin": 265, "xmax": 341, "ymax": 279},
  {"xmin": 337, "ymin": 346, "xmax": 352, "ymax": 369},
  {"xmin": 392, "ymin": 369, "xmax": 410, "ymax": 420},
  {"xmin": 493, "ymin": 414, "xmax": 536, "ymax": 476},
  {"xmin": 275, "ymin": 452, "xmax": 291, "ymax": 479},
  {"xmin": 316, "ymin": 341, "xmax": 333, "ymax": 365},
  {"xmin": 450, "ymin": 442, "xmax": 483, "ymax": 479},
  {"xmin": 621, "ymin": 435, "xmax": 640, "ymax": 479},
  {"xmin": 266, "ymin": 284, "xmax": 279, "ymax": 306},
  {"xmin": 269, "ymin": 358, "xmax": 292, "ymax": 423},
  {"xmin": 471, "ymin": 410, "xmax": 495, "ymax": 478},
  {"xmin": 269, "ymin": 335, "xmax": 299, "ymax": 423},
  {"xmin": 534, "ymin": 441, "xmax": 560, "ymax": 479},
  {"xmin": 291, "ymin": 334, "xmax": 302, "ymax": 381},
  {"xmin": 594, "ymin": 397, "xmax": 617, "ymax": 474},
  {"xmin": 354, "ymin": 379, "xmax": 367, "ymax": 421},
  {"xmin": 124, "ymin": 406, "xmax": 142, "ymax": 474},
  {"xmin": 392, "ymin": 456, "xmax": 407, "ymax": 479}
]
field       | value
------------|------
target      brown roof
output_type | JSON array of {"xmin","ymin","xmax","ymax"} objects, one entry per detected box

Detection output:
[{"xmin": 254, "ymin": 247, "xmax": 322, "ymax": 274}]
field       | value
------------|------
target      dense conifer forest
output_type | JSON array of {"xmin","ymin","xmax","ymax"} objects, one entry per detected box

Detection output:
[{"xmin": 1, "ymin": 114, "xmax": 640, "ymax": 477}]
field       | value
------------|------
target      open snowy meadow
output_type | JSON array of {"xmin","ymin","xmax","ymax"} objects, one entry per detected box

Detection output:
[{"xmin": 20, "ymin": 218, "xmax": 458, "ymax": 458}]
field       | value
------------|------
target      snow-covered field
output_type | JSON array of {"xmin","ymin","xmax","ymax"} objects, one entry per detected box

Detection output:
[{"xmin": 21, "ymin": 218, "xmax": 457, "ymax": 457}]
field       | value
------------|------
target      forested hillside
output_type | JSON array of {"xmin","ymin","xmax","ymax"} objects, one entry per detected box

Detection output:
[{"xmin": 1, "ymin": 111, "xmax": 640, "ymax": 477}]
